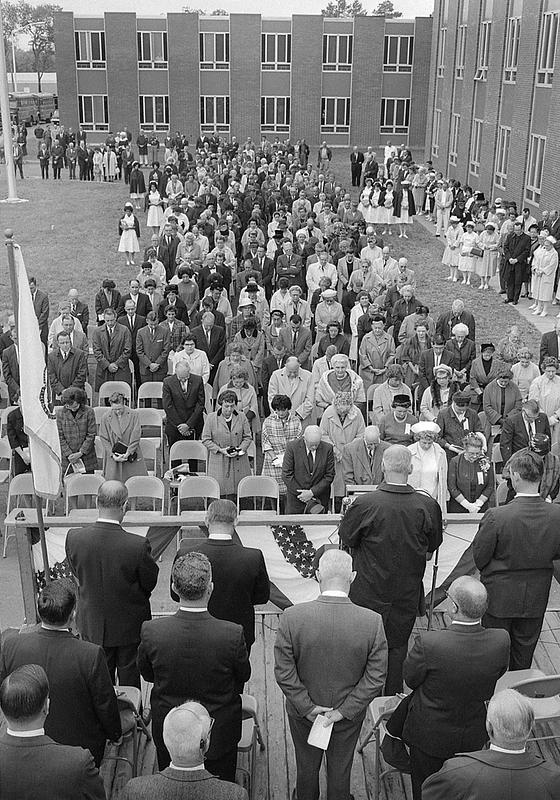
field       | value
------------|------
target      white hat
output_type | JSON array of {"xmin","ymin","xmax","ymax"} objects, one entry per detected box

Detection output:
[
  {"xmin": 494, "ymin": 197, "xmax": 503, "ymax": 204},
  {"xmin": 411, "ymin": 421, "xmax": 441, "ymax": 435},
  {"xmin": 449, "ymin": 215, "xmax": 460, "ymax": 222},
  {"xmin": 321, "ymin": 289, "xmax": 337, "ymax": 300},
  {"xmin": 546, "ymin": 235, "xmax": 557, "ymax": 245}
]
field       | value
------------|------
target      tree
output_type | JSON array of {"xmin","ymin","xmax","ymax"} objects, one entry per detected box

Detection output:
[
  {"xmin": 322, "ymin": 0, "xmax": 367, "ymax": 16},
  {"xmin": 372, "ymin": 1, "xmax": 402, "ymax": 17},
  {"xmin": 182, "ymin": 5, "xmax": 206, "ymax": 12},
  {"xmin": 211, "ymin": 8, "xmax": 228, "ymax": 14},
  {"xmin": 1, "ymin": 1, "xmax": 60, "ymax": 90}
]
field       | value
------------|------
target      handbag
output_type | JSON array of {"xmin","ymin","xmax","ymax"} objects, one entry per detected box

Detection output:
[
  {"xmin": 112, "ymin": 440, "xmax": 138, "ymax": 463},
  {"xmin": 470, "ymin": 246, "xmax": 483, "ymax": 258}
]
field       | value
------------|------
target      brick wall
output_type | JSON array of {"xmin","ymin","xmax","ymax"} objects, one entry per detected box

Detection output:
[
  {"xmin": 105, "ymin": 13, "xmax": 139, "ymax": 134},
  {"xmin": 478, "ymin": 8, "xmax": 507, "ymax": 198},
  {"xmin": 350, "ymin": 16, "xmax": 384, "ymax": 149},
  {"xmin": 291, "ymin": 15, "xmax": 323, "ymax": 147},
  {"xmin": 455, "ymin": 0, "xmax": 481, "ymax": 185},
  {"xmin": 424, "ymin": 0, "xmax": 440, "ymax": 162},
  {"xmin": 230, "ymin": 14, "xmax": 261, "ymax": 143},
  {"xmin": 54, "ymin": 12, "xmax": 79, "ymax": 129},
  {"xmin": 409, "ymin": 17, "xmax": 432, "ymax": 151},
  {"xmin": 168, "ymin": 13, "xmax": 199, "ymax": 141}
]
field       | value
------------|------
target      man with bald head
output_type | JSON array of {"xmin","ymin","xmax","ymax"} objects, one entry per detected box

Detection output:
[
  {"xmin": 65, "ymin": 480, "xmax": 159, "ymax": 687},
  {"xmin": 342, "ymin": 425, "xmax": 390, "ymax": 487},
  {"xmin": 282, "ymin": 424, "xmax": 335, "ymax": 513},
  {"xmin": 399, "ymin": 577, "xmax": 510, "ymax": 799}
]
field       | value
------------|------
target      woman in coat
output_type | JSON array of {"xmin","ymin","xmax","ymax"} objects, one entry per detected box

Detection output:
[
  {"xmin": 447, "ymin": 432, "xmax": 494, "ymax": 513},
  {"xmin": 349, "ymin": 292, "xmax": 371, "ymax": 365},
  {"xmin": 128, "ymin": 161, "xmax": 146, "ymax": 210},
  {"xmin": 442, "ymin": 216, "xmax": 463, "ymax": 282},
  {"xmin": 315, "ymin": 353, "xmax": 366, "ymax": 414},
  {"xmin": 371, "ymin": 363, "xmax": 412, "ymax": 425},
  {"xmin": 57, "ymin": 387, "xmax": 97, "ymax": 476},
  {"xmin": 392, "ymin": 179, "xmax": 416, "ymax": 239},
  {"xmin": 475, "ymin": 220, "xmax": 500, "ymax": 289},
  {"xmin": 408, "ymin": 421, "xmax": 448, "ymax": 514},
  {"xmin": 201, "ymin": 390, "xmax": 252, "ymax": 500},
  {"xmin": 359, "ymin": 319, "xmax": 396, "ymax": 394},
  {"xmin": 261, "ymin": 394, "xmax": 303, "ymax": 511},
  {"xmin": 531, "ymin": 236, "xmax": 559, "ymax": 317},
  {"xmin": 457, "ymin": 220, "xmax": 480, "ymax": 286},
  {"xmin": 528, "ymin": 357, "xmax": 560, "ymax": 446},
  {"xmin": 469, "ymin": 342, "xmax": 503, "ymax": 409},
  {"xmin": 420, "ymin": 364, "xmax": 457, "ymax": 421},
  {"xmin": 99, "ymin": 392, "xmax": 147, "ymax": 482},
  {"xmin": 216, "ymin": 367, "xmax": 260, "ymax": 434},
  {"xmin": 319, "ymin": 391, "xmax": 365, "ymax": 502},
  {"xmin": 94, "ymin": 279, "xmax": 122, "ymax": 325},
  {"xmin": 233, "ymin": 319, "xmax": 265, "ymax": 388},
  {"xmin": 118, "ymin": 202, "xmax": 141, "ymax": 267}
]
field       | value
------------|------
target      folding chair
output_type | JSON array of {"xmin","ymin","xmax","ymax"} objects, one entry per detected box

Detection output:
[
  {"xmin": 139, "ymin": 439, "xmax": 159, "ymax": 477},
  {"xmin": 137, "ymin": 381, "xmax": 164, "ymax": 409},
  {"xmin": 98, "ymin": 381, "xmax": 132, "ymax": 407},
  {"xmin": 177, "ymin": 475, "xmax": 220, "ymax": 514},
  {"xmin": 168, "ymin": 440, "xmax": 208, "ymax": 473},
  {"xmin": 358, "ymin": 695, "xmax": 406, "ymax": 800},
  {"xmin": 0, "ymin": 437, "xmax": 12, "ymax": 484},
  {"xmin": 237, "ymin": 694, "xmax": 266, "ymax": 797},
  {"xmin": 125, "ymin": 475, "xmax": 165, "ymax": 515},
  {"xmin": 366, "ymin": 384, "xmax": 376, "ymax": 425},
  {"xmin": 94, "ymin": 436, "xmax": 104, "ymax": 474},
  {"xmin": 64, "ymin": 472, "xmax": 104, "ymax": 515},
  {"xmin": 204, "ymin": 383, "xmax": 214, "ymax": 414},
  {"xmin": 137, "ymin": 407, "xmax": 165, "ymax": 473},
  {"xmin": 237, "ymin": 475, "xmax": 279, "ymax": 515},
  {"xmin": 247, "ymin": 441, "xmax": 256, "ymax": 475},
  {"xmin": 104, "ymin": 686, "xmax": 151, "ymax": 778},
  {"xmin": 4, "ymin": 473, "xmax": 43, "ymax": 557},
  {"xmin": 494, "ymin": 670, "xmax": 560, "ymax": 743},
  {"xmin": 93, "ymin": 406, "xmax": 110, "ymax": 431},
  {"xmin": 84, "ymin": 382, "xmax": 93, "ymax": 405}
]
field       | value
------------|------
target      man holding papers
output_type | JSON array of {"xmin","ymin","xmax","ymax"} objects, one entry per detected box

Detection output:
[{"xmin": 274, "ymin": 550, "xmax": 387, "ymax": 800}]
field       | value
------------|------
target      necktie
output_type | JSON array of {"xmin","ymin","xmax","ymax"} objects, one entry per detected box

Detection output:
[
  {"xmin": 293, "ymin": 332, "xmax": 297, "ymax": 350},
  {"xmin": 308, "ymin": 450, "xmax": 314, "ymax": 473},
  {"xmin": 207, "ymin": 329, "xmax": 211, "ymax": 345},
  {"xmin": 434, "ymin": 354, "xmax": 440, "ymax": 368},
  {"xmin": 500, "ymin": 387, "xmax": 506, "ymax": 418}
]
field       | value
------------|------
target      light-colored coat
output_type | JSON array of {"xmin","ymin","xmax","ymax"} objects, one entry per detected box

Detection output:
[
  {"xmin": 268, "ymin": 368, "xmax": 314, "ymax": 427},
  {"xmin": 320, "ymin": 404, "xmax": 366, "ymax": 495},
  {"xmin": 408, "ymin": 441, "xmax": 449, "ymax": 514}
]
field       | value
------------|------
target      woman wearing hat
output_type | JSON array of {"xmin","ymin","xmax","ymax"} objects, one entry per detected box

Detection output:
[
  {"xmin": 118, "ymin": 203, "xmax": 141, "ymax": 267},
  {"xmin": 447, "ymin": 432, "xmax": 494, "ymax": 513},
  {"xmin": 378, "ymin": 393, "xmax": 418, "ymax": 445},
  {"xmin": 379, "ymin": 180, "xmax": 396, "ymax": 236},
  {"xmin": 469, "ymin": 342, "xmax": 503, "ymax": 407},
  {"xmin": 319, "ymin": 391, "xmax": 365, "ymax": 504},
  {"xmin": 314, "ymin": 288, "xmax": 344, "ymax": 338},
  {"xmin": 457, "ymin": 220, "xmax": 481, "ymax": 286},
  {"xmin": 94, "ymin": 278, "xmax": 122, "ymax": 325},
  {"xmin": 233, "ymin": 317, "xmax": 265, "ymax": 388},
  {"xmin": 372, "ymin": 363, "xmax": 412, "ymax": 424},
  {"xmin": 129, "ymin": 161, "xmax": 146, "ymax": 210},
  {"xmin": 476, "ymin": 220, "xmax": 500, "ymax": 289},
  {"xmin": 530, "ymin": 235, "xmax": 559, "ymax": 316},
  {"xmin": 442, "ymin": 215, "xmax": 463, "ymax": 282},
  {"xmin": 408, "ymin": 421, "xmax": 448, "ymax": 512},
  {"xmin": 528, "ymin": 356, "xmax": 560, "ymax": 446},
  {"xmin": 395, "ymin": 322, "xmax": 432, "ymax": 389},
  {"xmin": 393, "ymin": 179, "xmax": 416, "ymax": 239},
  {"xmin": 420, "ymin": 363, "xmax": 457, "ymax": 421},
  {"xmin": 146, "ymin": 180, "xmax": 165, "ymax": 234}
]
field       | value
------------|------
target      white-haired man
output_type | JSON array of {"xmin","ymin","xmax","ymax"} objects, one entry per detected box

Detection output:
[{"xmin": 342, "ymin": 425, "xmax": 390, "ymax": 486}]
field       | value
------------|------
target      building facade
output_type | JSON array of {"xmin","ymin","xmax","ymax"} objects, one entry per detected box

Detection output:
[
  {"xmin": 426, "ymin": 0, "xmax": 560, "ymax": 214},
  {"xmin": 54, "ymin": 12, "xmax": 432, "ymax": 149}
]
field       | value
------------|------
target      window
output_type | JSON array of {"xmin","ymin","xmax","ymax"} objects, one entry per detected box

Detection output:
[
  {"xmin": 75, "ymin": 31, "xmax": 106, "ymax": 68},
  {"xmin": 526, "ymin": 134, "xmax": 546, "ymax": 204},
  {"xmin": 200, "ymin": 32, "xmax": 230, "ymax": 69},
  {"xmin": 261, "ymin": 97, "xmax": 290, "ymax": 132},
  {"xmin": 495, "ymin": 126, "xmax": 511, "ymax": 188},
  {"xmin": 261, "ymin": 33, "xmax": 291, "ymax": 70},
  {"xmin": 437, "ymin": 27, "xmax": 446, "ymax": 77},
  {"xmin": 431, "ymin": 108, "xmax": 441, "ymax": 157},
  {"xmin": 78, "ymin": 95, "xmax": 108, "ymax": 131},
  {"xmin": 504, "ymin": 15, "xmax": 521, "ymax": 82},
  {"xmin": 470, "ymin": 118, "xmax": 483, "ymax": 176},
  {"xmin": 321, "ymin": 97, "xmax": 350, "ymax": 133},
  {"xmin": 475, "ymin": 21, "xmax": 491, "ymax": 80},
  {"xmin": 139, "ymin": 96, "xmax": 169, "ymax": 131},
  {"xmin": 449, "ymin": 113, "xmax": 460, "ymax": 165},
  {"xmin": 383, "ymin": 35, "xmax": 414, "ymax": 72},
  {"xmin": 537, "ymin": 12, "xmax": 559, "ymax": 85},
  {"xmin": 137, "ymin": 31, "xmax": 168, "ymax": 69},
  {"xmin": 322, "ymin": 34, "xmax": 352, "ymax": 71},
  {"xmin": 200, "ymin": 96, "xmax": 230, "ymax": 132},
  {"xmin": 380, "ymin": 98, "xmax": 410, "ymax": 135},
  {"xmin": 459, "ymin": 0, "xmax": 469, "ymax": 24},
  {"xmin": 455, "ymin": 25, "xmax": 466, "ymax": 79}
]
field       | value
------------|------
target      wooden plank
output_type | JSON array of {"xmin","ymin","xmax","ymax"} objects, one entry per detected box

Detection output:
[
  {"xmin": 241, "ymin": 613, "xmax": 269, "ymax": 800},
  {"xmin": 263, "ymin": 613, "xmax": 291, "ymax": 800}
]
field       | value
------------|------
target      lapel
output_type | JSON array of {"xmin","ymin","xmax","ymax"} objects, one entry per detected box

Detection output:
[{"xmin": 357, "ymin": 440, "xmax": 372, "ymax": 473}]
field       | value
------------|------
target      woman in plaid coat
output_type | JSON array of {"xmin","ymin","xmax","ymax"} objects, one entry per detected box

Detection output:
[
  {"xmin": 201, "ymin": 390, "xmax": 252, "ymax": 499},
  {"xmin": 56, "ymin": 387, "xmax": 97, "ymax": 475},
  {"xmin": 261, "ymin": 394, "xmax": 303, "ymax": 503}
]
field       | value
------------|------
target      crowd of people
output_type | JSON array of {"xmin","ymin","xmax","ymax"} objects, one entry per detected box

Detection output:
[{"xmin": 3, "ymin": 129, "xmax": 560, "ymax": 800}]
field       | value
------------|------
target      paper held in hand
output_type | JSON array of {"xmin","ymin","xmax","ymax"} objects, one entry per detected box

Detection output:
[{"xmin": 307, "ymin": 714, "xmax": 333, "ymax": 750}]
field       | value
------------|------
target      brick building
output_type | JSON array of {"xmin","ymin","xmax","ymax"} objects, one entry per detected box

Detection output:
[
  {"xmin": 426, "ymin": 0, "xmax": 560, "ymax": 214},
  {"xmin": 54, "ymin": 12, "xmax": 432, "ymax": 150}
]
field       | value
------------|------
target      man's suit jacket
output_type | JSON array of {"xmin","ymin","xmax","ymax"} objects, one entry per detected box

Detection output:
[
  {"xmin": 171, "ymin": 538, "xmax": 270, "ymax": 645},
  {"xmin": 191, "ymin": 324, "xmax": 226, "ymax": 368},
  {"xmin": 282, "ymin": 438, "xmax": 336, "ymax": 513},
  {"xmin": 198, "ymin": 264, "xmax": 232, "ymax": 294},
  {"xmin": 122, "ymin": 768, "xmax": 248, "ymax": 800},
  {"xmin": 482, "ymin": 380, "xmax": 522, "ymax": 425},
  {"xmin": 47, "ymin": 347, "xmax": 87, "ymax": 396},
  {"xmin": 157, "ymin": 297, "xmax": 189, "ymax": 326},
  {"xmin": 274, "ymin": 595, "xmax": 387, "ymax": 721},
  {"xmin": 503, "ymin": 230, "xmax": 532, "ymax": 265},
  {"xmin": 0, "ymin": 627, "xmax": 121, "ymax": 762},
  {"xmin": 157, "ymin": 236, "xmax": 181, "ymax": 281},
  {"xmin": 32, "ymin": 288, "xmax": 50, "ymax": 337},
  {"xmin": 251, "ymin": 255, "xmax": 275, "ymax": 297},
  {"xmin": 422, "ymin": 748, "xmax": 560, "ymax": 800},
  {"xmin": 68, "ymin": 330, "xmax": 89, "ymax": 354},
  {"xmin": 71, "ymin": 300, "xmax": 90, "ymax": 334},
  {"xmin": 342, "ymin": 439, "xmax": 390, "ymax": 487},
  {"xmin": 1, "ymin": 344, "xmax": 20, "ymax": 402},
  {"xmin": 162, "ymin": 373, "xmax": 205, "ymax": 436},
  {"xmin": 0, "ymin": 733, "xmax": 105, "ymax": 800},
  {"xmin": 136, "ymin": 324, "xmax": 171, "ymax": 381},
  {"xmin": 91, "ymin": 322, "xmax": 132, "ymax": 391},
  {"xmin": 418, "ymin": 349, "xmax": 455, "ymax": 393},
  {"xmin": 402, "ymin": 624, "xmax": 510, "ymax": 760},
  {"xmin": 117, "ymin": 293, "xmax": 151, "ymax": 319},
  {"xmin": 278, "ymin": 326, "xmax": 312, "ymax": 369},
  {"xmin": 540, "ymin": 330, "xmax": 560, "ymax": 366},
  {"xmin": 473, "ymin": 496, "xmax": 560, "ymax": 618},
  {"xmin": 499, "ymin": 410, "xmax": 551, "ymax": 462},
  {"xmin": 117, "ymin": 313, "xmax": 146, "ymax": 360},
  {"xmin": 436, "ymin": 310, "xmax": 476, "ymax": 342},
  {"xmin": 137, "ymin": 611, "xmax": 251, "ymax": 761},
  {"xmin": 65, "ymin": 521, "xmax": 159, "ymax": 647}
]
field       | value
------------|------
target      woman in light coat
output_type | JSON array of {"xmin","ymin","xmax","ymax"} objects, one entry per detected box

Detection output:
[
  {"xmin": 408, "ymin": 421, "xmax": 448, "ymax": 514},
  {"xmin": 531, "ymin": 236, "xmax": 559, "ymax": 317},
  {"xmin": 442, "ymin": 216, "xmax": 463, "ymax": 282},
  {"xmin": 475, "ymin": 221, "xmax": 500, "ymax": 289},
  {"xmin": 457, "ymin": 220, "xmax": 480, "ymax": 286},
  {"xmin": 319, "ymin": 391, "xmax": 365, "ymax": 501},
  {"xmin": 201, "ymin": 390, "xmax": 252, "ymax": 500},
  {"xmin": 349, "ymin": 292, "xmax": 372, "ymax": 364},
  {"xmin": 99, "ymin": 392, "xmax": 147, "ymax": 482}
]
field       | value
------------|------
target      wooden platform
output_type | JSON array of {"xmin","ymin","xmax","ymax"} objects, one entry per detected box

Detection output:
[{"xmin": 103, "ymin": 609, "xmax": 560, "ymax": 800}]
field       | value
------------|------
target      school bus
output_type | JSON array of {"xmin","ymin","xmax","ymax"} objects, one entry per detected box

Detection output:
[{"xmin": 9, "ymin": 92, "xmax": 57, "ymax": 126}]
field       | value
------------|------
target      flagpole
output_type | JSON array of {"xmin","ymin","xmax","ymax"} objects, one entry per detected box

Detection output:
[
  {"xmin": 5, "ymin": 228, "xmax": 51, "ymax": 582},
  {"xmin": 0, "ymin": 0, "xmax": 26, "ymax": 204}
]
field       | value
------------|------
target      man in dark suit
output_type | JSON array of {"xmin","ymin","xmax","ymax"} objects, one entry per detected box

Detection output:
[
  {"xmin": 261, "ymin": 343, "xmax": 287, "ymax": 416},
  {"xmin": 252, "ymin": 244, "xmax": 275, "ymax": 301},
  {"xmin": 191, "ymin": 313, "xmax": 226, "ymax": 385},
  {"xmin": 282, "ymin": 425, "xmax": 336, "ymax": 513},
  {"xmin": 117, "ymin": 278, "xmax": 151, "ymax": 319},
  {"xmin": 401, "ymin": 577, "xmax": 510, "ymax": 799},
  {"xmin": 157, "ymin": 286, "xmax": 190, "ymax": 326},
  {"xmin": 47, "ymin": 331, "xmax": 88, "ymax": 401},
  {"xmin": 418, "ymin": 336, "xmax": 455, "ymax": 393},
  {"xmin": 350, "ymin": 145, "xmax": 364, "ymax": 187},
  {"xmin": 503, "ymin": 220, "xmax": 532, "ymax": 305},
  {"xmin": 0, "ymin": 664, "xmax": 106, "ymax": 800},
  {"xmin": 435, "ymin": 299, "xmax": 476, "ymax": 342},
  {"xmin": 474, "ymin": 450, "xmax": 560, "ymax": 670},
  {"xmin": 170, "ymin": 500, "xmax": 269, "ymax": 652},
  {"xmin": 198, "ymin": 257, "xmax": 232, "ymax": 295},
  {"xmin": 118, "ymin": 299, "xmax": 146, "ymax": 390},
  {"xmin": 65, "ymin": 480, "xmax": 159, "ymax": 687},
  {"xmin": 136, "ymin": 311, "xmax": 172, "ymax": 384},
  {"xmin": 423, "ymin": 689, "xmax": 560, "ymax": 800},
  {"xmin": 138, "ymin": 552, "xmax": 250, "ymax": 777},
  {"xmin": 342, "ymin": 425, "xmax": 389, "ymax": 487},
  {"xmin": 539, "ymin": 319, "xmax": 560, "ymax": 366},
  {"xmin": 0, "ymin": 580, "xmax": 121, "ymax": 767},
  {"xmin": 339, "ymin": 445, "xmax": 443, "ymax": 694},
  {"xmin": 68, "ymin": 289, "xmax": 89, "ymax": 338},
  {"xmin": 162, "ymin": 363, "xmax": 205, "ymax": 448},
  {"xmin": 158, "ymin": 223, "xmax": 181, "ymax": 281},
  {"xmin": 91, "ymin": 307, "xmax": 132, "ymax": 391},
  {"xmin": 274, "ymin": 549, "xmax": 387, "ymax": 800},
  {"xmin": 29, "ymin": 276, "xmax": 50, "ymax": 350},
  {"xmin": 0, "ymin": 314, "xmax": 14, "ymax": 357},
  {"xmin": 499, "ymin": 400, "xmax": 551, "ymax": 462},
  {"xmin": 278, "ymin": 314, "xmax": 312, "ymax": 370},
  {"xmin": 2, "ymin": 334, "xmax": 20, "ymax": 404}
]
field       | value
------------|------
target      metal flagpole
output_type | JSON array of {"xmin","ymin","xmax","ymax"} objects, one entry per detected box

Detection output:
[
  {"xmin": 0, "ymin": 0, "xmax": 27, "ymax": 203},
  {"xmin": 5, "ymin": 229, "xmax": 51, "ymax": 582}
]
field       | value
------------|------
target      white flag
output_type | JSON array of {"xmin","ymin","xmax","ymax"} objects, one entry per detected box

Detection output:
[{"xmin": 15, "ymin": 245, "xmax": 61, "ymax": 498}]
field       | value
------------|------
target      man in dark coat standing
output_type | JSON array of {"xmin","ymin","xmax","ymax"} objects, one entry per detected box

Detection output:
[
  {"xmin": 65, "ymin": 480, "xmax": 159, "ymax": 687},
  {"xmin": 138, "ymin": 552, "xmax": 250, "ymax": 778},
  {"xmin": 91, "ymin": 307, "xmax": 132, "ymax": 391},
  {"xmin": 350, "ymin": 145, "xmax": 364, "ymax": 187},
  {"xmin": 0, "ymin": 580, "xmax": 121, "ymax": 767},
  {"xmin": 29, "ymin": 276, "xmax": 50, "ymax": 351},
  {"xmin": 473, "ymin": 450, "xmax": 560, "ymax": 670},
  {"xmin": 191, "ymin": 312, "xmax": 226, "ymax": 385},
  {"xmin": 162, "ymin": 362, "xmax": 206, "ymax": 447},
  {"xmin": 503, "ymin": 219, "xmax": 532, "ymax": 305},
  {"xmin": 136, "ymin": 311, "xmax": 171, "ymax": 385},
  {"xmin": 401, "ymin": 577, "xmax": 510, "ymax": 799},
  {"xmin": 499, "ymin": 399, "xmax": 551, "ymax": 462},
  {"xmin": 338, "ymin": 444, "xmax": 443, "ymax": 694},
  {"xmin": 282, "ymin": 425, "xmax": 336, "ymax": 513},
  {"xmin": 170, "ymin": 500, "xmax": 270, "ymax": 653},
  {"xmin": 118, "ymin": 299, "xmax": 146, "ymax": 391}
]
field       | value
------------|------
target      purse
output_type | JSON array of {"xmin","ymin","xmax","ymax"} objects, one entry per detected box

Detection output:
[
  {"xmin": 112, "ymin": 440, "xmax": 138, "ymax": 463},
  {"xmin": 470, "ymin": 246, "xmax": 483, "ymax": 258}
]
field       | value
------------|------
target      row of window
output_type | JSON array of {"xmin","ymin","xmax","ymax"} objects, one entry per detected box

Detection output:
[
  {"xmin": 74, "ymin": 30, "xmax": 414, "ymax": 72},
  {"xmin": 77, "ymin": 93, "xmax": 411, "ymax": 135},
  {"xmin": 437, "ymin": 9, "xmax": 559, "ymax": 86}
]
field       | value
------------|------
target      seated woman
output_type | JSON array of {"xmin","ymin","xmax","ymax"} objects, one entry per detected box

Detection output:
[
  {"xmin": 349, "ymin": 291, "xmax": 372, "ymax": 366},
  {"xmin": 315, "ymin": 353, "xmax": 366, "ymax": 416},
  {"xmin": 395, "ymin": 323, "xmax": 431, "ymax": 389},
  {"xmin": 469, "ymin": 342, "xmax": 503, "ymax": 409},
  {"xmin": 201, "ymin": 389, "xmax": 252, "ymax": 501},
  {"xmin": 378, "ymin": 393, "xmax": 418, "ymax": 445},
  {"xmin": 420, "ymin": 363, "xmax": 457, "ymax": 421},
  {"xmin": 57, "ymin": 387, "xmax": 97, "ymax": 477},
  {"xmin": 447, "ymin": 431, "xmax": 494, "ymax": 513},
  {"xmin": 316, "ymin": 321, "xmax": 350, "ymax": 359},
  {"xmin": 408, "ymin": 421, "xmax": 448, "ymax": 513},
  {"xmin": 261, "ymin": 394, "xmax": 303, "ymax": 513},
  {"xmin": 511, "ymin": 347, "xmax": 540, "ymax": 401},
  {"xmin": 445, "ymin": 322, "xmax": 476, "ymax": 387},
  {"xmin": 495, "ymin": 325, "xmax": 525, "ymax": 365},
  {"xmin": 371, "ymin": 363, "xmax": 412, "ymax": 425},
  {"xmin": 319, "ymin": 391, "xmax": 365, "ymax": 507},
  {"xmin": 217, "ymin": 366, "xmax": 260, "ymax": 433},
  {"xmin": 99, "ymin": 391, "xmax": 147, "ymax": 481}
]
